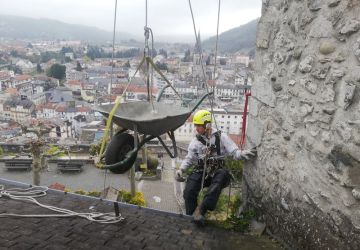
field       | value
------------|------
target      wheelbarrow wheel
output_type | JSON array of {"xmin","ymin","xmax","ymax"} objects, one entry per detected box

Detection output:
[{"xmin": 105, "ymin": 133, "xmax": 137, "ymax": 174}]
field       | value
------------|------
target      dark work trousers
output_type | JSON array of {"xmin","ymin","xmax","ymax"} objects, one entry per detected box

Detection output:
[{"xmin": 183, "ymin": 168, "xmax": 231, "ymax": 215}]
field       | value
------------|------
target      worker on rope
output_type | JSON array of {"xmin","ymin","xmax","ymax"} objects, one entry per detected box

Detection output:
[{"xmin": 176, "ymin": 109, "xmax": 256, "ymax": 225}]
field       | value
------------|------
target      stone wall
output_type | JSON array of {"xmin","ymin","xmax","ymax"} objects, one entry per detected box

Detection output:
[{"xmin": 246, "ymin": 0, "xmax": 360, "ymax": 248}]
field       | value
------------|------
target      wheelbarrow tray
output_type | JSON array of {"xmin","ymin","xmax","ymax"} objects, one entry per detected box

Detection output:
[{"xmin": 95, "ymin": 101, "xmax": 192, "ymax": 136}]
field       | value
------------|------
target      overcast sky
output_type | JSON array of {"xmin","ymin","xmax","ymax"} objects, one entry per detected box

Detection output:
[{"xmin": 0, "ymin": 0, "xmax": 261, "ymax": 37}]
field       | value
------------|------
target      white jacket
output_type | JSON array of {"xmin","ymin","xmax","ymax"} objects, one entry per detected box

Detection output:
[{"xmin": 180, "ymin": 128, "xmax": 245, "ymax": 171}]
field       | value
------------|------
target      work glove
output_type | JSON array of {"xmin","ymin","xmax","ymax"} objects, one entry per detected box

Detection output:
[
  {"xmin": 175, "ymin": 169, "xmax": 186, "ymax": 182},
  {"xmin": 240, "ymin": 148, "xmax": 257, "ymax": 160},
  {"xmin": 176, "ymin": 169, "xmax": 183, "ymax": 178}
]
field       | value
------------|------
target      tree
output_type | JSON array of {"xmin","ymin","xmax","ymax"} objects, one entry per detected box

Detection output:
[
  {"xmin": 159, "ymin": 48, "xmax": 168, "ymax": 58},
  {"xmin": 75, "ymin": 61, "xmax": 83, "ymax": 71},
  {"xmin": 219, "ymin": 58, "xmax": 227, "ymax": 65},
  {"xmin": 64, "ymin": 56, "xmax": 72, "ymax": 63},
  {"xmin": 124, "ymin": 60, "xmax": 131, "ymax": 68},
  {"xmin": 155, "ymin": 62, "xmax": 168, "ymax": 71},
  {"xmin": 36, "ymin": 63, "xmax": 43, "ymax": 73},
  {"xmin": 205, "ymin": 56, "xmax": 211, "ymax": 65},
  {"xmin": 182, "ymin": 49, "xmax": 191, "ymax": 62},
  {"xmin": 21, "ymin": 122, "xmax": 52, "ymax": 186},
  {"xmin": 60, "ymin": 47, "xmax": 74, "ymax": 54},
  {"xmin": 7, "ymin": 65, "xmax": 22, "ymax": 74},
  {"xmin": 41, "ymin": 51, "xmax": 61, "ymax": 63},
  {"xmin": 10, "ymin": 50, "xmax": 19, "ymax": 57},
  {"xmin": 47, "ymin": 63, "xmax": 66, "ymax": 80}
]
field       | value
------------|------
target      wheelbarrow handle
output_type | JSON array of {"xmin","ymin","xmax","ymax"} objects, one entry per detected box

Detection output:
[{"xmin": 190, "ymin": 92, "xmax": 213, "ymax": 113}]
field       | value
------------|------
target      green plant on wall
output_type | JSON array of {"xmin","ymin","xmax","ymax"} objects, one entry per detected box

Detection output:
[
  {"xmin": 223, "ymin": 156, "xmax": 244, "ymax": 182},
  {"xmin": 45, "ymin": 144, "xmax": 66, "ymax": 157},
  {"xmin": 118, "ymin": 189, "xmax": 146, "ymax": 207},
  {"xmin": 196, "ymin": 157, "xmax": 255, "ymax": 232}
]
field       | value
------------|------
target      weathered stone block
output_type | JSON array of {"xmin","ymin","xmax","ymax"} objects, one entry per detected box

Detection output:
[
  {"xmin": 340, "ymin": 20, "xmax": 360, "ymax": 36},
  {"xmin": 328, "ymin": 145, "xmax": 359, "ymax": 168},
  {"xmin": 300, "ymin": 103, "xmax": 314, "ymax": 117},
  {"xmin": 327, "ymin": 68, "xmax": 345, "ymax": 85},
  {"xmin": 288, "ymin": 80, "xmax": 296, "ymax": 86},
  {"xmin": 272, "ymin": 81, "xmax": 283, "ymax": 92},
  {"xmin": 300, "ymin": 78, "xmax": 318, "ymax": 94},
  {"xmin": 329, "ymin": 9, "xmax": 343, "ymax": 27},
  {"xmin": 336, "ymin": 122, "xmax": 353, "ymax": 142},
  {"xmin": 337, "ymin": 80, "xmax": 357, "ymax": 110},
  {"xmin": 318, "ymin": 86, "xmax": 336, "ymax": 103},
  {"xmin": 322, "ymin": 106, "xmax": 336, "ymax": 115},
  {"xmin": 299, "ymin": 56, "xmax": 314, "ymax": 73},
  {"xmin": 249, "ymin": 98, "xmax": 262, "ymax": 117},
  {"xmin": 334, "ymin": 51, "xmax": 346, "ymax": 62},
  {"xmin": 308, "ymin": 0, "xmax": 322, "ymax": 11},
  {"xmin": 344, "ymin": 83, "xmax": 356, "ymax": 110},
  {"xmin": 350, "ymin": 67, "xmax": 360, "ymax": 82},
  {"xmin": 319, "ymin": 42, "xmax": 336, "ymax": 55},
  {"xmin": 309, "ymin": 16, "xmax": 333, "ymax": 38},
  {"xmin": 293, "ymin": 47, "xmax": 303, "ymax": 59},
  {"xmin": 353, "ymin": 38, "xmax": 360, "ymax": 63},
  {"xmin": 273, "ymin": 51, "xmax": 285, "ymax": 64},
  {"xmin": 311, "ymin": 66, "xmax": 330, "ymax": 80},
  {"xmin": 328, "ymin": 0, "xmax": 341, "ymax": 7},
  {"xmin": 257, "ymin": 21, "xmax": 273, "ymax": 49},
  {"xmin": 253, "ymin": 77, "xmax": 277, "ymax": 107},
  {"xmin": 247, "ymin": 115, "xmax": 264, "ymax": 147},
  {"xmin": 352, "ymin": 189, "xmax": 360, "ymax": 200}
]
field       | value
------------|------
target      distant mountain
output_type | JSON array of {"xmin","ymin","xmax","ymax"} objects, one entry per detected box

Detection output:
[
  {"xmin": 0, "ymin": 15, "xmax": 139, "ymax": 43},
  {"xmin": 202, "ymin": 18, "xmax": 258, "ymax": 54}
]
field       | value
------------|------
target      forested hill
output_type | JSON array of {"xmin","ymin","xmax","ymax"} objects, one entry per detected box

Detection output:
[
  {"xmin": 202, "ymin": 18, "xmax": 258, "ymax": 54},
  {"xmin": 0, "ymin": 15, "xmax": 137, "ymax": 43}
]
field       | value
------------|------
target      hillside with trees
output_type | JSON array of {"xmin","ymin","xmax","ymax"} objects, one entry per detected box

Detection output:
[
  {"xmin": 202, "ymin": 18, "xmax": 258, "ymax": 54},
  {"xmin": 0, "ymin": 15, "xmax": 137, "ymax": 43}
]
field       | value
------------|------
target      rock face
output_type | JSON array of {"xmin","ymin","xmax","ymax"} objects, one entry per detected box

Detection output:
[{"xmin": 247, "ymin": 0, "xmax": 360, "ymax": 249}]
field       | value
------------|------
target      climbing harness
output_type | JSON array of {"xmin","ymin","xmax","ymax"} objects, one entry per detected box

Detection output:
[
  {"xmin": 0, "ymin": 185, "xmax": 124, "ymax": 224},
  {"xmin": 187, "ymin": 0, "xmax": 223, "ymax": 191}
]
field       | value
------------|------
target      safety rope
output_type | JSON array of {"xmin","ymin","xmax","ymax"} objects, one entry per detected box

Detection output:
[
  {"xmin": 0, "ymin": 185, "xmax": 124, "ymax": 224},
  {"xmin": 144, "ymin": 0, "xmax": 156, "ymax": 112},
  {"xmin": 99, "ymin": 57, "xmax": 146, "ymax": 158},
  {"xmin": 213, "ymin": 0, "xmax": 221, "ymax": 86},
  {"xmin": 109, "ymin": 0, "xmax": 118, "ymax": 103},
  {"xmin": 188, "ymin": 0, "xmax": 219, "ymax": 131}
]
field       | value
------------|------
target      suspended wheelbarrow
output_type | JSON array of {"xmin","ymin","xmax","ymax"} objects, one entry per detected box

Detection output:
[{"xmin": 95, "ymin": 93, "xmax": 211, "ymax": 174}]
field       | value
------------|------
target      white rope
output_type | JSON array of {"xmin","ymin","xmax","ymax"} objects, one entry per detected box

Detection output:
[
  {"xmin": 188, "ymin": 0, "xmax": 219, "ymax": 130},
  {"xmin": 0, "ymin": 185, "xmax": 124, "ymax": 224}
]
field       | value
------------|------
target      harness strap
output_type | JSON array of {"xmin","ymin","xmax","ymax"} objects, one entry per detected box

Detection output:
[{"xmin": 196, "ymin": 131, "xmax": 221, "ymax": 156}]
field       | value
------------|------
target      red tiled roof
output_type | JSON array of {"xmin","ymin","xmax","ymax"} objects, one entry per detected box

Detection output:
[
  {"xmin": 44, "ymin": 103, "xmax": 57, "ymax": 109},
  {"xmin": 6, "ymin": 88, "xmax": 19, "ymax": 95},
  {"xmin": 0, "ymin": 71, "xmax": 10, "ymax": 79},
  {"xmin": 67, "ymin": 80, "xmax": 81, "ymax": 86},
  {"xmin": 55, "ymin": 106, "xmax": 66, "ymax": 112},
  {"xmin": 14, "ymin": 75, "xmax": 32, "ymax": 81},
  {"xmin": 77, "ymin": 106, "xmax": 91, "ymax": 113},
  {"xmin": 37, "ymin": 103, "xmax": 57, "ymax": 111}
]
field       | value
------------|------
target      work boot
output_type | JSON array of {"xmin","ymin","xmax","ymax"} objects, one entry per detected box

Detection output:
[{"xmin": 192, "ymin": 205, "xmax": 205, "ymax": 226}]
